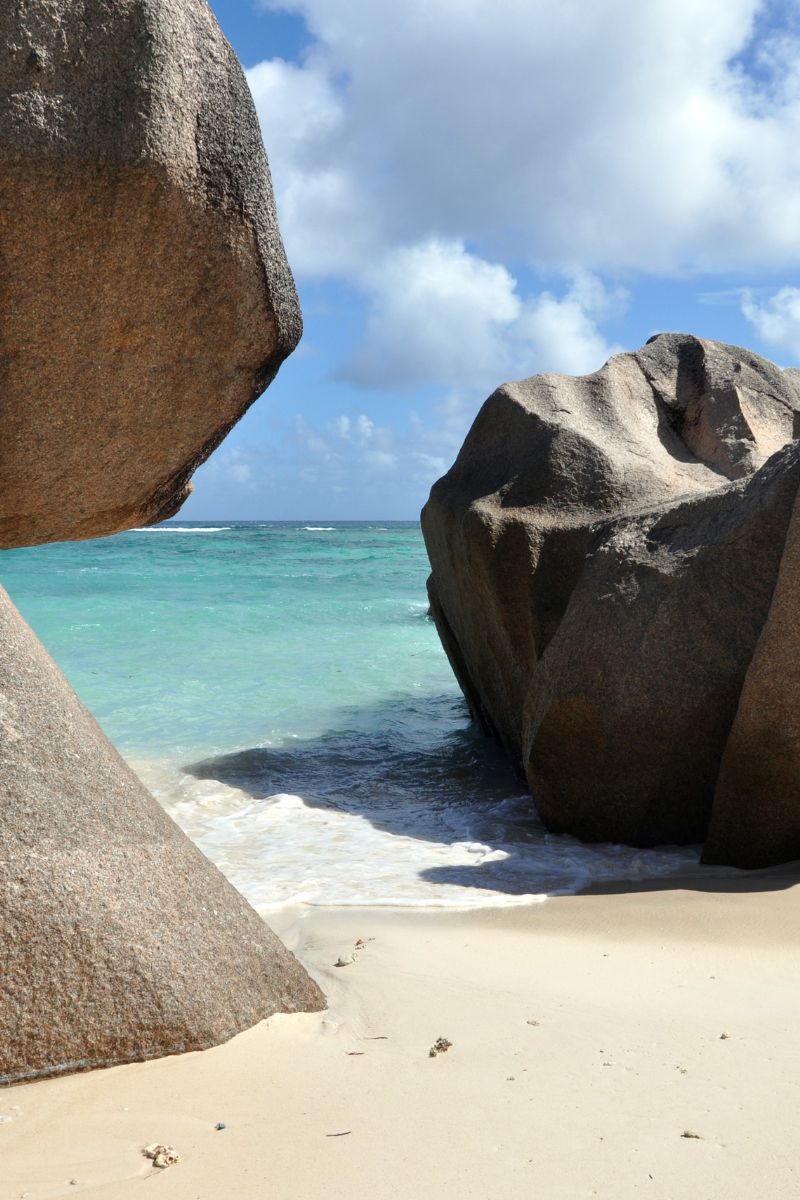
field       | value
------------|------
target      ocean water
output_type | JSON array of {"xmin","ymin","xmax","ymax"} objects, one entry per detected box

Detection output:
[{"xmin": 0, "ymin": 521, "xmax": 696, "ymax": 910}]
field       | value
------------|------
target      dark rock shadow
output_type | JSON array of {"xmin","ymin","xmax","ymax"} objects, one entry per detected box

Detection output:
[
  {"xmin": 420, "ymin": 859, "xmax": 800, "ymax": 898},
  {"xmin": 186, "ymin": 691, "xmax": 525, "ymax": 834},
  {"xmin": 184, "ymin": 691, "xmax": 800, "ymax": 899}
]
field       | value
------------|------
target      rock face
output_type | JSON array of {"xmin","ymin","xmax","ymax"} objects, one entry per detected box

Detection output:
[
  {"xmin": 0, "ymin": 586, "xmax": 324, "ymax": 1084},
  {"xmin": 0, "ymin": 0, "xmax": 301, "ymax": 548},
  {"xmin": 422, "ymin": 334, "xmax": 800, "ymax": 868},
  {"xmin": 0, "ymin": 0, "xmax": 324, "ymax": 1083}
]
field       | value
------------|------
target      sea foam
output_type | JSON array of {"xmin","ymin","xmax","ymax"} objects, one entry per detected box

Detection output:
[{"xmin": 136, "ymin": 759, "xmax": 698, "ymax": 912}]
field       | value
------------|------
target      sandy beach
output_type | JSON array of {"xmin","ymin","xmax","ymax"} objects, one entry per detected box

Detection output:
[
  {"xmin": 6, "ymin": 4, "xmax": 800, "ymax": 1200},
  {"xmin": 3, "ymin": 866, "xmax": 800, "ymax": 1200}
]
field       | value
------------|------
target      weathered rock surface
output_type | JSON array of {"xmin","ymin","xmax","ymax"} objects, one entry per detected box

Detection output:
[
  {"xmin": 0, "ymin": 0, "xmax": 323, "ymax": 1084},
  {"xmin": 705, "ymin": 481, "xmax": 800, "ymax": 867},
  {"xmin": 0, "ymin": 0, "xmax": 301, "ymax": 548},
  {"xmin": 0, "ymin": 587, "xmax": 324, "ymax": 1084},
  {"xmin": 422, "ymin": 334, "xmax": 800, "ymax": 867}
]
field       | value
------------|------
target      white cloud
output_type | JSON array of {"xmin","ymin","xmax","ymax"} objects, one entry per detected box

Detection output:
[
  {"xmin": 354, "ymin": 414, "xmax": 376, "ymax": 442},
  {"xmin": 339, "ymin": 240, "xmax": 624, "ymax": 389},
  {"xmin": 247, "ymin": 58, "xmax": 377, "ymax": 275},
  {"xmin": 340, "ymin": 239, "xmax": 522, "ymax": 389},
  {"xmin": 245, "ymin": 2, "xmax": 800, "ymax": 395},
  {"xmin": 294, "ymin": 414, "xmax": 330, "ymax": 457},
  {"xmin": 297, "ymin": 397, "xmax": 473, "ymax": 495},
  {"xmin": 188, "ymin": 391, "xmax": 489, "ymax": 518},
  {"xmin": 201, "ymin": 446, "xmax": 255, "ymax": 488},
  {"xmin": 330, "ymin": 414, "xmax": 351, "ymax": 438},
  {"xmin": 741, "ymin": 285, "xmax": 800, "ymax": 358},
  {"xmin": 262, "ymin": 393, "xmax": 484, "ymax": 509},
  {"xmin": 515, "ymin": 272, "xmax": 628, "ymax": 377},
  {"xmin": 252, "ymin": 0, "xmax": 800, "ymax": 278}
]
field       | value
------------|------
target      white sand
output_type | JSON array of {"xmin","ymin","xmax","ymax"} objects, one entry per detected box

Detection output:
[{"xmin": 3, "ymin": 869, "xmax": 800, "ymax": 1199}]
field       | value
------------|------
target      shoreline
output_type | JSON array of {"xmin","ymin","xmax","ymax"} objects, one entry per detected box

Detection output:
[{"xmin": 3, "ymin": 869, "xmax": 800, "ymax": 1199}]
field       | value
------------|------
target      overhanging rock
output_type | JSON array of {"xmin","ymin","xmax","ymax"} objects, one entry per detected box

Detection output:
[
  {"xmin": 0, "ymin": 0, "xmax": 302, "ymax": 548},
  {"xmin": 0, "ymin": 0, "xmax": 324, "ymax": 1083}
]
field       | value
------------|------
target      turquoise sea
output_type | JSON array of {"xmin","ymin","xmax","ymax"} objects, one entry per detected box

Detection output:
[{"xmin": 0, "ymin": 521, "xmax": 695, "ymax": 909}]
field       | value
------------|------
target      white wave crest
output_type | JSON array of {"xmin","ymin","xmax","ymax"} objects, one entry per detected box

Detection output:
[{"xmin": 132, "ymin": 526, "xmax": 231, "ymax": 533}]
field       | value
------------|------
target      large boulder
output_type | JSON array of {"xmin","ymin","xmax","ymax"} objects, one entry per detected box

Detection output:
[
  {"xmin": 422, "ymin": 334, "xmax": 800, "ymax": 867},
  {"xmin": 0, "ymin": 0, "xmax": 324, "ymax": 1083},
  {"xmin": 0, "ymin": 0, "xmax": 301, "ymax": 548},
  {"xmin": 0, "ymin": 587, "xmax": 324, "ymax": 1084}
]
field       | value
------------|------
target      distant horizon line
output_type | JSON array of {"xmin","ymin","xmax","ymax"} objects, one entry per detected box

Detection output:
[{"xmin": 161, "ymin": 516, "xmax": 423, "ymax": 523}]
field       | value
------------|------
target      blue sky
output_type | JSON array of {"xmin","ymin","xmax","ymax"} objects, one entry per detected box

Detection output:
[{"xmin": 184, "ymin": 0, "xmax": 800, "ymax": 520}]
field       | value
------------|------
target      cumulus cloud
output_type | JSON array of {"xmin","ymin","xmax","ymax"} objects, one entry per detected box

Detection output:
[
  {"xmin": 243, "ymin": 2, "xmax": 800, "ymax": 397},
  {"xmin": 201, "ymin": 446, "xmax": 255, "ymax": 488},
  {"xmin": 290, "ymin": 397, "xmax": 477, "ymax": 502},
  {"xmin": 252, "ymin": 0, "xmax": 800, "ymax": 278},
  {"xmin": 340, "ymin": 239, "xmax": 524, "ymax": 389},
  {"xmin": 339, "ymin": 240, "xmax": 624, "ymax": 389},
  {"xmin": 188, "ymin": 390, "xmax": 485, "ymax": 518},
  {"xmin": 247, "ymin": 58, "xmax": 372, "ymax": 275},
  {"xmin": 516, "ymin": 272, "xmax": 628, "ymax": 377},
  {"xmin": 741, "ymin": 286, "xmax": 800, "ymax": 358},
  {"xmin": 188, "ymin": 2, "xmax": 800, "ymax": 516}
]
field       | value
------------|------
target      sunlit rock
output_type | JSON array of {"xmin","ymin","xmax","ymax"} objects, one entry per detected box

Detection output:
[{"xmin": 423, "ymin": 334, "xmax": 800, "ymax": 867}]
